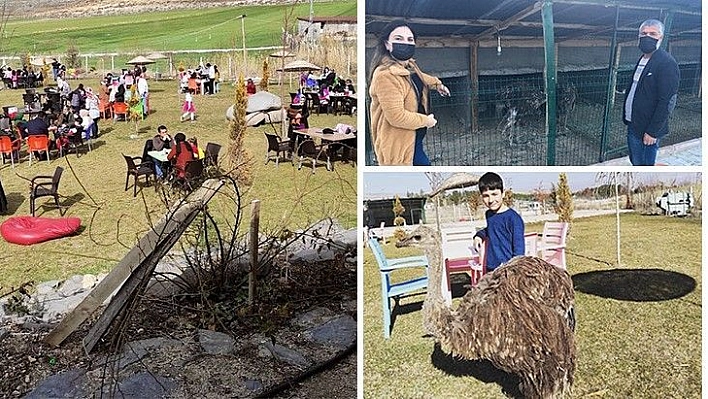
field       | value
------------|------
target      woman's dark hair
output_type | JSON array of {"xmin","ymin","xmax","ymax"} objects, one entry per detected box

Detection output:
[
  {"xmin": 174, "ymin": 132, "xmax": 187, "ymax": 155},
  {"xmin": 368, "ymin": 19, "xmax": 414, "ymax": 82}
]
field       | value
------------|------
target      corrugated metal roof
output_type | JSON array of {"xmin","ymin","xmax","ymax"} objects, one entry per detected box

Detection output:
[{"xmin": 365, "ymin": 0, "xmax": 701, "ymax": 41}]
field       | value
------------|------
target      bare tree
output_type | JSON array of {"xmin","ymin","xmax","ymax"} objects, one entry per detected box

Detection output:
[{"xmin": 595, "ymin": 172, "xmax": 623, "ymax": 267}]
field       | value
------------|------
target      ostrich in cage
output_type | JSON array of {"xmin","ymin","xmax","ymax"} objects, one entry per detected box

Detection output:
[
  {"xmin": 397, "ymin": 225, "xmax": 576, "ymax": 399},
  {"xmin": 556, "ymin": 82, "xmax": 578, "ymax": 132},
  {"xmin": 497, "ymin": 81, "xmax": 578, "ymax": 141}
]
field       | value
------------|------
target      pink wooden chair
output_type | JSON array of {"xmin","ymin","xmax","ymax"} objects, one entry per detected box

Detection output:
[
  {"xmin": 538, "ymin": 222, "xmax": 569, "ymax": 269},
  {"xmin": 441, "ymin": 229, "xmax": 485, "ymax": 306}
]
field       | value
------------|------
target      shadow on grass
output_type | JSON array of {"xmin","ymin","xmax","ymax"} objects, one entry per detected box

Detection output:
[
  {"xmin": 430, "ymin": 342, "xmax": 523, "ymax": 398},
  {"xmin": 4, "ymin": 192, "xmax": 25, "ymax": 214},
  {"xmin": 391, "ymin": 294, "xmax": 424, "ymax": 333},
  {"xmin": 572, "ymin": 268, "xmax": 696, "ymax": 302}
]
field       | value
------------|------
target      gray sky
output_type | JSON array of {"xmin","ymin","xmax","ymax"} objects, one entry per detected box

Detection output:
[{"xmin": 363, "ymin": 171, "xmax": 701, "ymax": 199}]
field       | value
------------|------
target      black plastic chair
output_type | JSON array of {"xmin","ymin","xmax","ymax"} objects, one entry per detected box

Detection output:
[
  {"xmin": 204, "ymin": 142, "xmax": 222, "ymax": 168},
  {"xmin": 30, "ymin": 166, "xmax": 64, "ymax": 216},
  {"xmin": 265, "ymin": 133, "xmax": 292, "ymax": 167},
  {"xmin": 296, "ymin": 139, "xmax": 331, "ymax": 173},
  {"xmin": 123, "ymin": 154, "xmax": 155, "ymax": 197},
  {"xmin": 305, "ymin": 92, "xmax": 329, "ymax": 115},
  {"xmin": 182, "ymin": 160, "xmax": 204, "ymax": 191}
]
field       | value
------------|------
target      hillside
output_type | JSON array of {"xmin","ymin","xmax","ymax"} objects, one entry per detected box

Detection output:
[{"xmin": 7, "ymin": 0, "xmax": 308, "ymax": 19}]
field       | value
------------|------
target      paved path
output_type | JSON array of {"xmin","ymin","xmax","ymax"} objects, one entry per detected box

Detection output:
[{"xmin": 594, "ymin": 138, "xmax": 702, "ymax": 166}]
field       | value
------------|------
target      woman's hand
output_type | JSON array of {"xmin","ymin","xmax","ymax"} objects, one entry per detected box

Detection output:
[
  {"xmin": 437, "ymin": 84, "xmax": 450, "ymax": 97},
  {"xmin": 425, "ymin": 114, "xmax": 437, "ymax": 128}
]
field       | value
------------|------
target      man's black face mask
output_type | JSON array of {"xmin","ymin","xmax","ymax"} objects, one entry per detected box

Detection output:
[{"xmin": 638, "ymin": 36, "xmax": 659, "ymax": 54}]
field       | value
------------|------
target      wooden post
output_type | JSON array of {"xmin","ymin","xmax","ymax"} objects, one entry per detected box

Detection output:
[{"xmin": 248, "ymin": 199, "xmax": 260, "ymax": 305}]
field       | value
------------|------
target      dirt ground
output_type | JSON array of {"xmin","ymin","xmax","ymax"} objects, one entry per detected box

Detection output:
[{"xmin": 0, "ymin": 256, "xmax": 357, "ymax": 398}]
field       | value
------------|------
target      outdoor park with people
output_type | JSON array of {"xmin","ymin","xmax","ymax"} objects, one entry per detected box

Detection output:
[
  {"xmin": 0, "ymin": 0, "xmax": 357, "ymax": 397},
  {"xmin": 363, "ymin": 171, "xmax": 701, "ymax": 398}
]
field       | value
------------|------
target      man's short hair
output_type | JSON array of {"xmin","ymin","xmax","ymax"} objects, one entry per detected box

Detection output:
[
  {"xmin": 478, "ymin": 172, "xmax": 504, "ymax": 193},
  {"xmin": 157, "ymin": 125, "xmax": 167, "ymax": 132},
  {"xmin": 639, "ymin": 19, "xmax": 664, "ymax": 36}
]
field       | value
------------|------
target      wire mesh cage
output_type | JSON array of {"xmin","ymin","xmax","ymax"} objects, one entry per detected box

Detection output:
[{"xmin": 367, "ymin": 62, "xmax": 701, "ymax": 166}]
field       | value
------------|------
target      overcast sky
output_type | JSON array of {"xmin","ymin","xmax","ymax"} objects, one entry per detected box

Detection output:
[{"xmin": 363, "ymin": 171, "xmax": 701, "ymax": 199}]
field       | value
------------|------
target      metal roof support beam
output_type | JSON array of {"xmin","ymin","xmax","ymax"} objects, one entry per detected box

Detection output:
[
  {"xmin": 472, "ymin": 2, "xmax": 543, "ymax": 41},
  {"xmin": 541, "ymin": 0, "xmax": 557, "ymax": 165},
  {"xmin": 469, "ymin": 41, "xmax": 479, "ymax": 132},
  {"xmin": 599, "ymin": 6, "xmax": 621, "ymax": 163},
  {"xmin": 552, "ymin": 0, "xmax": 701, "ymax": 15}
]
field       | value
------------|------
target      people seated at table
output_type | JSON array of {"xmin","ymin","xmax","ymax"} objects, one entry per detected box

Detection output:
[
  {"xmin": 54, "ymin": 116, "xmax": 84, "ymax": 154},
  {"xmin": 286, "ymin": 107, "xmax": 309, "ymax": 154},
  {"xmin": 291, "ymin": 89, "xmax": 304, "ymax": 106},
  {"xmin": 318, "ymin": 67, "xmax": 336, "ymax": 88},
  {"xmin": 318, "ymin": 85, "xmax": 331, "ymax": 106},
  {"xmin": 246, "ymin": 78, "xmax": 257, "ymax": 95},
  {"xmin": 167, "ymin": 132, "xmax": 196, "ymax": 179},
  {"xmin": 344, "ymin": 79, "xmax": 356, "ymax": 95},
  {"xmin": 152, "ymin": 124, "xmax": 173, "ymax": 151},
  {"xmin": 25, "ymin": 113, "xmax": 49, "ymax": 138},
  {"xmin": 305, "ymin": 71, "xmax": 318, "ymax": 89}
]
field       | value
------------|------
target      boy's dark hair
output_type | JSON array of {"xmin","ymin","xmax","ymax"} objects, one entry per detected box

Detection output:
[
  {"xmin": 478, "ymin": 172, "xmax": 504, "ymax": 193},
  {"xmin": 157, "ymin": 125, "xmax": 167, "ymax": 133}
]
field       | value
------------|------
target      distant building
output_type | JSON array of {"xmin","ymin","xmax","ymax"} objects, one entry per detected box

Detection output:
[{"xmin": 298, "ymin": 16, "xmax": 357, "ymax": 42}]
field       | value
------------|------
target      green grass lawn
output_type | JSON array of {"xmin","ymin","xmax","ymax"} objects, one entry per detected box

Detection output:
[
  {"xmin": 0, "ymin": 79, "xmax": 357, "ymax": 295},
  {"xmin": 363, "ymin": 214, "xmax": 701, "ymax": 398},
  {"xmin": 2, "ymin": 1, "xmax": 356, "ymax": 54}
]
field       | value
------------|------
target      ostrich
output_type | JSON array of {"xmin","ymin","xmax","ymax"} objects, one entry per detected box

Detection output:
[{"xmin": 398, "ymin": 225, "xmax": 576, "ymax": 399}]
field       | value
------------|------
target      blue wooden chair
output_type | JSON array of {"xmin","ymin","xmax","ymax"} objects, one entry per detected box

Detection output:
[{"xmin": 369, "ymin": 238, "xmax": 429, "ymax": 339}]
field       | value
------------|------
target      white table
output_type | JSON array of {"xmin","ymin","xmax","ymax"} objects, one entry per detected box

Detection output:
[{"xmin": 148, "ymin": 149, "xmax": 170, "ymax": 163}]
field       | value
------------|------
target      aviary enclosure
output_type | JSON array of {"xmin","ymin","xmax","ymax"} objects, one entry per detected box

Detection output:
[{"xmin": 365, "ymin": 0, "xmax": 701, "ymax": 166}]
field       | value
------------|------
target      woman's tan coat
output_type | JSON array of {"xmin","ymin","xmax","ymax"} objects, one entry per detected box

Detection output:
[{"xmin": 369, "ymin": 57, "xmax": 443, "ymax": 165}]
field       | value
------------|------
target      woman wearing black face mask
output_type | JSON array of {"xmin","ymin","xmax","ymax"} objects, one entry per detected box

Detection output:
[
  {"xmin": 621, "ymin": 19, "xmax": 680, "ymax": 166},
  {"xmin": 368, "ymin": 20, "xmax": 450, "ymax": 166}
]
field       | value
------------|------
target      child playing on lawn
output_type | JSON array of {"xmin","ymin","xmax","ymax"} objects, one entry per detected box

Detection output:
[
  {"xmin": 180, "ymin": 92, "xmax": 196, "ymax": 122},
  {"xmin": 473, "ymin": 172, "xmax": 525, "ymax": 272}
]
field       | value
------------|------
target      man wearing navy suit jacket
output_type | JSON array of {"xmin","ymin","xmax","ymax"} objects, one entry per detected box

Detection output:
[{"xmin": 622, "ymin": 19, "xmax": 680, "ymax": 166}]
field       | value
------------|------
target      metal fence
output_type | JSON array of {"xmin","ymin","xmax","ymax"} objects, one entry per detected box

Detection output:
[{"xmin": 366, "ymin": 63, "xmax": 701, "ymax": 166}]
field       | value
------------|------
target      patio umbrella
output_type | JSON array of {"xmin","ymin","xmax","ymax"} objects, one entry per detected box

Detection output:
[
  {"xmin": 145, "ymin": 52, "xmax": 167, "ymax": 60},
  {"xmin": 428, "ymin": 172, "xmax": 481, "ymax": 198},
  {"xmin": 126, "ymin": 55, "xmax": 155, "ymax": 65},
  {"xmin": 277, "ymin": 60, "xmax": 321, "ymax": 72},
  {"xmin": 269, "ymin": 50, "xmax": 295, "ymax": 58}
]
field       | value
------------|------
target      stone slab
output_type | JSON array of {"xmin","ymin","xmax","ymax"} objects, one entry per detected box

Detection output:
[{"xmin": 24, "ymin": 368, "xmax": 87, "ymax": 399}]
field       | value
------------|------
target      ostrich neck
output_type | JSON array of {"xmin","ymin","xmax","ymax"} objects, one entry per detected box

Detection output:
[{"xmin": 423, "ymin": 234, "xmax": 445, "ymax": 306}]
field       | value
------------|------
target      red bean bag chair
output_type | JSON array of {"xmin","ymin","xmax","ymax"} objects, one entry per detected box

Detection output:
[{"xmin": 1, "ymin": 216, "xmax": 81, "ymax": 245}]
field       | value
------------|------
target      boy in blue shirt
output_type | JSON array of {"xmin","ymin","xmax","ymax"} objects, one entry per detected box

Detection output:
[{"xmin": 473, "ymin": 172, "xmax": 525, "ymax": 271}]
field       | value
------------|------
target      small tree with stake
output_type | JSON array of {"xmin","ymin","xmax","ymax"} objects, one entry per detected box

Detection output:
[
  {"xmin": 553, "ymin": 173, "xmax": 574, "ymax": 235},
  {"xmin": 227, "ymin": 73, "xmax": 253, "ymax": 186},
  {"xmin": 259, "ymin": 59, "xmax": 270, "ymax": 92}
]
